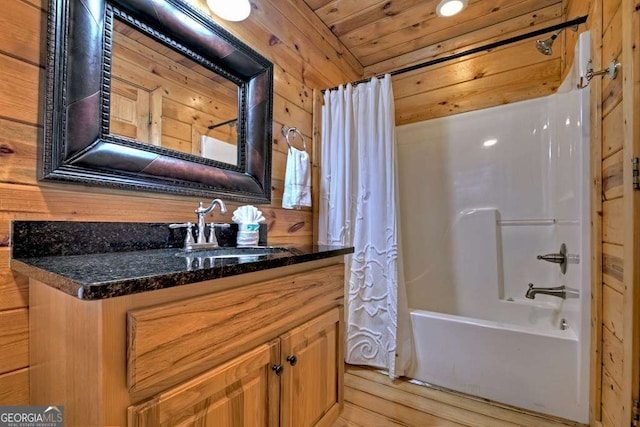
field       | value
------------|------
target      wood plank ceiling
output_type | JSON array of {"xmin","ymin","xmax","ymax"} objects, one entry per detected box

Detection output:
[{"xmin": 303, "ymin": 0, "xmax": 566, "ymax": 76}]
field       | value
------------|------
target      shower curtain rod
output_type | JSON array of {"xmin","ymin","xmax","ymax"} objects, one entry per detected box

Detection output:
[
  {"xmin": 207, "ymin": 118, "xmax": 237, "ymax": 130},
  {"xmin": 322, "ymin": 15, "xmax": 588, "ymax": 93}
]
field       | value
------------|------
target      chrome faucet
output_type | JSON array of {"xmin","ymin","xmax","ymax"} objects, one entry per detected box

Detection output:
[
  {"xmin": 525, "ymin": 283, "xmax": 579, "ymax": 300},
  {"xmin": 170, "ymin": 199, "xmax": 227, "ymax": 251},
  {"xmin": 195, "ymin": 199, "xmax": 227, "ymax": 244}
]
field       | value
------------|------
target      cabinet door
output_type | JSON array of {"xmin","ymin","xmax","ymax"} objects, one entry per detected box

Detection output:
[
  {"xmin": 128, "ymin": 341, "xmax": 279, "ymax": 427},
  {"xmin": 280, "ymin": 307, "xmax": 343, "ymax": 427}
]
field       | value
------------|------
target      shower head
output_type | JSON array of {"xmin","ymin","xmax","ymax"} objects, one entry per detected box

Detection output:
[
  {"xmin": 536, "ymin": 32, "xmax": 559, "ymax": 56},
  {"xmin": 535, "ymin": 24, "xmax": 579, "ymax": 56}
]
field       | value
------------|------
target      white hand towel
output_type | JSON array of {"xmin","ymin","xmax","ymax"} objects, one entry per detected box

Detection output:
[{"xmin": 282, "ymin": 147, "xmax": 311, "ymax": 209}]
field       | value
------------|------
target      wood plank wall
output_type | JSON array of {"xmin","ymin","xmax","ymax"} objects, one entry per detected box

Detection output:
[
  {"xmin": 567, "ymin": 0, "xmax": 640, "ymax": 427},
  {"xmin": 375, "ymin": 0, "xmax": 565, "ymax": 125},
  {"xmin": 588, "ymin": 0, "xmax": 625, "ymax": 425},
  {"xmin": 621, "ymin": 0, "xmax": 640, "ymax": 424},
  {"xmin": 0, "ymin": 0, "xmax": 361, "ymax": 404}
]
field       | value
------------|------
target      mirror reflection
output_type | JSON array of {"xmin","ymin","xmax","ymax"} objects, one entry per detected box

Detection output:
[{"xmin": 110, "ymin": 19, "xmax": 240, "ymax": 165}]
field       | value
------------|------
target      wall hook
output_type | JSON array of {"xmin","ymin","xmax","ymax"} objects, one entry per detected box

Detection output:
[{"xmin": 578, "ymin": 59, "xmax": 621, "ymax": 89}]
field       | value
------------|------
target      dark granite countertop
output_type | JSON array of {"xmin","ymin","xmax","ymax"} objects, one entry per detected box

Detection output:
[
  {"xmin": 10, "ymin": 221, "xmax": 353, "ymax": 300},
  {"xmin": 11, "ymin": 245, "xmax": 352, "ymax": 300}
]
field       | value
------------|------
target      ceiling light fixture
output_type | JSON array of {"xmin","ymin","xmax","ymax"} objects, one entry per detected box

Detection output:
[
  {"xmin": 483, "ymin": 138, "xmax": 498, "ymax": 147},
  {"xmin": 207, "ymin": 0, "xmax": 251, "ymax": 22},
  {"xmin": 436, "ymin": 0, "xmax": 467, "ymax": 17}
]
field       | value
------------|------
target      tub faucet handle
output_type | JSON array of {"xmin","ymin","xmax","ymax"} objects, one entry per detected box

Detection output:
[
  {"xmin": 536, "ymin": 243, "xmax": 568, "ymax": 274},
  {"xmin": 537, "ymin": 253, "xmax": 565, "ymax": 263}
]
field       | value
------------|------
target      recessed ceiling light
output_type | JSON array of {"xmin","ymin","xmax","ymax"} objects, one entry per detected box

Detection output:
[
  {"xmin": 436, "ymin": 0, "xmax": 467, "ymax": 17},
  {"xmin": 483, "ymin": 138, "xmax": 498, "ymax": 147},
  {"xmin": 207, "ymin": 0, "xmax": 251, "ymax": 22}
]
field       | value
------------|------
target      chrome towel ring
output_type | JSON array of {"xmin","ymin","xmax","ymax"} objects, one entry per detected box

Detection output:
[{"xmin": 282, "ymin": 126, "xmax": 307, "ymax": 152}]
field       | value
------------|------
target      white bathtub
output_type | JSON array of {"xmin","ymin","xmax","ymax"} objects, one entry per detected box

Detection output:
[
  {"xmin": 396, "ymin": 31, "xmax": 591, "ymax": 424},
  {"xmin": 407, "ymin": 307, "xmax": 584, "ymax": 421}
]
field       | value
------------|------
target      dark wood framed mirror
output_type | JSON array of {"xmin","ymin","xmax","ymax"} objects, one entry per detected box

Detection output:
[{"xmin": 42, "ymin": 0, "xmax": 273, "ymax": 203}]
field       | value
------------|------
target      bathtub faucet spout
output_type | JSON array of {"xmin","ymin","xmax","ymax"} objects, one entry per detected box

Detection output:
[{"xmin": 525, "ymin": 283, "xmax": 579, "ymax": 300}]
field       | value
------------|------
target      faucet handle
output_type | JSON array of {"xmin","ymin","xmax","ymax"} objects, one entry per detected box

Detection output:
[
  {"xmin": 536, "ymin": 243, "xmax": 568, "ymax": 274},
  {"xmin": 169, "ymin": 222, "xmax": 195, "ymax": 246},
  {"xmin": 207, "ymin": 223, "xmax": 230, "ymax": 246}
]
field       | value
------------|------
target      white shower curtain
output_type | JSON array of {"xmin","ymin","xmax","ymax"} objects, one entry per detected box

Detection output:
[{"xmin": 318, "ymin": 75, "xmax": 413, "ymax": 377}]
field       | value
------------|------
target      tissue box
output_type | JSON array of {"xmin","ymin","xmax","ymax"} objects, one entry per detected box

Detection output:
[{"xmin": 211, "ymin": 224, "xmax": 268, "ymax": 247}]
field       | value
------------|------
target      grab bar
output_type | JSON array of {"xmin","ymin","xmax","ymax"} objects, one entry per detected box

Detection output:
[{"xmin": 498, "ymin": 219, "xmax": 556, "ymax": 226}]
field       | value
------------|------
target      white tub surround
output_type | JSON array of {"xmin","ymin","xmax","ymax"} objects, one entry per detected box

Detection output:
[{"xmin": 396, "ymin": 32, "xmax": 591, "ymax": 423}]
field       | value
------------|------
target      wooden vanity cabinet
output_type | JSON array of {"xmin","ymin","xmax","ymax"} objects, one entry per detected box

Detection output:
[
  {"xmin": 128, "ymin": 341, "xmax": 281, "ymax": 427},
  {"xmin": 29, "ymin": 258, "xmax": 345, "ymax": 427},
  {"xmin": 128, "ymin": 307, "xmax": 342, "ymax": 427},
  {"xmin": 280, "ymin": 308, "xmax": 342, "ymax": 427}
]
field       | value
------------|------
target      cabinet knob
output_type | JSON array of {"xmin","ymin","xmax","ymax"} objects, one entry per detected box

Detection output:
[
  {"xmin": 286, "ymin": 355, "xmax": 297, "ymax": 366},
  {"xmin": 272, "ymin": 364, "xmax": 283, "ymax": 376}
]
